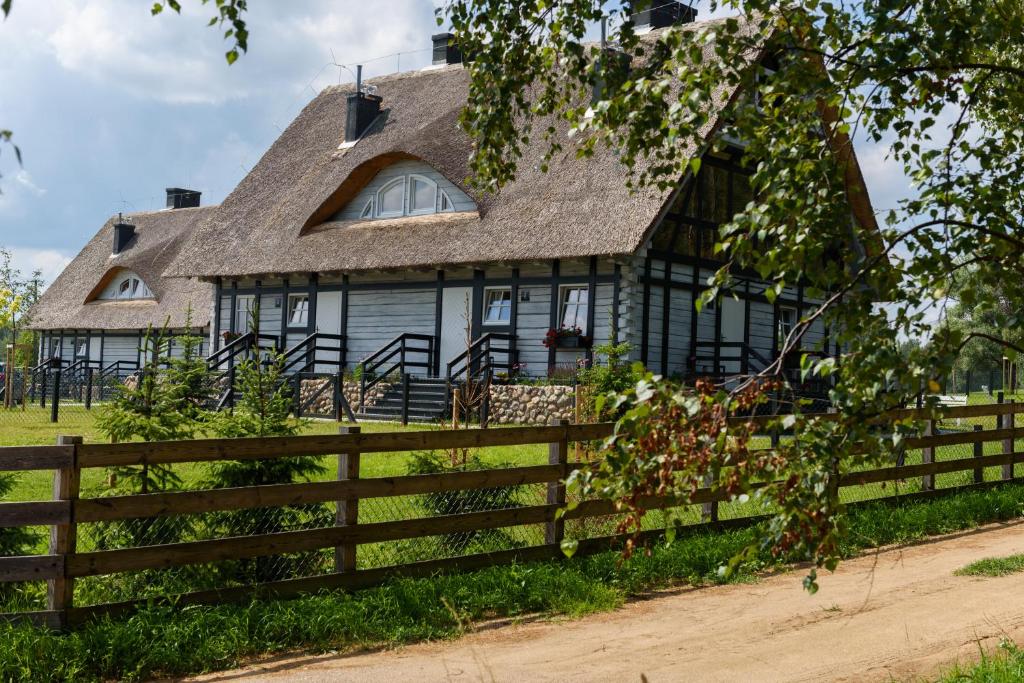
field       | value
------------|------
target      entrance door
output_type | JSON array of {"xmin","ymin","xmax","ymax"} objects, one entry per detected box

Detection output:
[
  {"xmin": 440, "ymin": 287, "xmax": 473, "ymax": 371},
  {"xmin": 720, "ymin": 297, "xmax": 746, "ymax": 375},
  {"xmin": 314, "ymin": 291, "xmax": 342, "ymax": 373}
]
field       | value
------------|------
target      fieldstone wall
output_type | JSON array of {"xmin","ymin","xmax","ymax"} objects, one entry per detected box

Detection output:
[
  {"xmin": 488, "ymin": 384, "xmax": 576, "ymax": 425},
  {"xmin": 298, "ymin": 379, "xmax": 390, "ymax": 415}
]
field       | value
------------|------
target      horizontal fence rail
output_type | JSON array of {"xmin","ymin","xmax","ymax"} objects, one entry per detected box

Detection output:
[{"xmin": 1, "ymin": 402, "xmax": 1023, "ymax": 629}]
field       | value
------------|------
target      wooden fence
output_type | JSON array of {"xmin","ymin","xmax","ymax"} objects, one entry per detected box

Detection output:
[{"xmin": 1, "ymin": 402, "xmax": 1024, "ymax": 630}]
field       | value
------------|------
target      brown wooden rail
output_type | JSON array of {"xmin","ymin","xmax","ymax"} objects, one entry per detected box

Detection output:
[{"xmin": 0, "ymin": 401, "xmax": 1021, "ymax": 629}]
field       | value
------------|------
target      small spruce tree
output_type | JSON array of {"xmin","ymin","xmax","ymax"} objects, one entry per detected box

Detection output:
[
  {"xmin": 207, "ymin": 351, "xmax": 327, "ymax": 582},
  {"xmin": 94, "ymin": 324, "xmax": 193, "ymax": 494}
]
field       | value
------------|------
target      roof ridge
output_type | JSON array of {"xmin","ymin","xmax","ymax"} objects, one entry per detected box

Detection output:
[{"xmin": 108, "ymin": 204, "xmax": 220, "ymax": 222}]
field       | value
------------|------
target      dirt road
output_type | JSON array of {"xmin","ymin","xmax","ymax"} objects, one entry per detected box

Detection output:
[{"xmin": 191, "ymin": 521, "xmax": 1024, "ymax": 682}]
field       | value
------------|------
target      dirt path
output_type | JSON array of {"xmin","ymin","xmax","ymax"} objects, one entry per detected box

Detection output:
[{"xmin": 189, "ymin": 521, "xmax": 1024, "ymax": 683}]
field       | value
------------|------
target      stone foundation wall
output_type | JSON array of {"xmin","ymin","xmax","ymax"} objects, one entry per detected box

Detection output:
[
  {"xmin": 298, "ymin": 379, "xmax": 390, "ymax": 416},
  {"xmin": 487, "ymin": 384, "xmax": 576, "ymax": 425}
]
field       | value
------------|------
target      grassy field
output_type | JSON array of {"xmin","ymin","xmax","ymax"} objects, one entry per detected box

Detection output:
[{"xmin": 0, "ymin": 405, "xmax": 551, "ymax": 503}]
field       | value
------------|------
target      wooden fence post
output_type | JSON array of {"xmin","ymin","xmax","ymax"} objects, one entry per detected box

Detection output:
[
  {"xmin": 335, "ymin": 425, "xmax": 361, "ymax": 573},
  {"xmin": 921, "ymin": 418, "xmax": 935, "ymax": 491},
  {"xmin": 973, "ymin": 424, "xmax": 984, "ymax": 484},
  {"xmin": 400, "ymin": 373, "xmax": 411, "ymax": 427},
  {"xmin": 48, "ymin": 435, "xmax": 81, "ymax": 629},
  {"xmin": 546, "ymin": 418, "xmax": 568, "ymax": 546},
  {"xmin": 701, "ymin": 473, "xmax": 718, "ymax": 523},
  {"xmin": 1003, "ymin": 401, "xmax": 1015, "ymax": 481},
  {"xmin": 49, "ymin": 370, "xmax": 61, "ymax": 423}
]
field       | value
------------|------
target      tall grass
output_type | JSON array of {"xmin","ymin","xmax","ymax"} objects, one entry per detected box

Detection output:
[{"xmin": 3, "ymin": 484, "xmax": 1024, "ymax": 682}]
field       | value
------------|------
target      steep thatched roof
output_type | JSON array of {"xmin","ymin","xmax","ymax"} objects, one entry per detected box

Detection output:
[
  {"xmin": 28, "ymin": 207, "xmax": 215, "ymax": 331},
  {"xmin": 167, "ymin": 18, "xmax": 747, "ymax": 280},
  {"xmin": 165, "ymin": 13, "xmax": 876, "ymax": 279}
]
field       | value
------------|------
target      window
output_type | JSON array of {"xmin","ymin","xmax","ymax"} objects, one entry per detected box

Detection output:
[
  {"xmin": 354, "ymin": 170, "xmax": 465, "ymax": 220},
  {"xmin": 115, "ymin": 276, "xmax": 150, "ymax": 300},
  {"xmin": 234, "ymin": 295, "xmax": 255, "ymax": 333},
  {"xmin": 377, "ymin": 178, "xmax": 406, "ymax": 217},
  {"xmin": 777, "ymin": 306, "xmax": 797, "ymax": 343},
  {"xmin": 482, "ymin": 288, "xmax": 512, "ymax": 325},
  {"xmin": 559, "ymin": 286, "xmax": 589, "ymax": 333},
  {"xmin": 288, "ymin": 294, "xmax": 310, "ymax": 328},
  {"xmin": 76, "ymin": 341, "xmax": 88, "ymax": 358},
  {"xmin": 408, "ymin": 175, "xmax": 437, "ymax": 214}
]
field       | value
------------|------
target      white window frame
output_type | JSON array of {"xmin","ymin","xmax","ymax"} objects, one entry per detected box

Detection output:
[
  {"xmin": 558, "ymin": 285, "xmax": 589, "ymax": 333},
  {"xmin": 482, "ymin": 287, "xmax": 512, "ymax": 326},
  {"xmin": 777, "ymin": 305, "xmax": 797, "ymax": 342},
  {"xmin": 360, "ymin": 198, "xmax": 374, "ymax": 219},
  {"xmin": 234, "ymin": 295, "xmax": 256, "ymax": 334},
  {"xmin": 407, "ymin": 174, "xmax": 438, "ymax": 216},
  {"xmin": 76, "ymin": 340, "xmax": 88, "ymax": 358},
  {"xmin": 439, "ymin": 189, "xmax": 454, "ymax": 212},
  {"xmin": 287, "ymin": 293, "xmax": 310, "ymax": 328},
  {"xmin": 376, "ymin": 177, "xmax": 406, "ymax": 218}
]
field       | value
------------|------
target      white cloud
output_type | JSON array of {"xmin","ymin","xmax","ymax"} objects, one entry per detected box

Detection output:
[
  {"xmin": 4, "ymin": 246, "xmax": 71, "ymax": 286},
  {"xmin": 30, "ymin": 0, "xmax": 438, "ymax": 106},
  {"xmin": 13, "ymin": 170, "xmax": 45, "ymax": 197}
]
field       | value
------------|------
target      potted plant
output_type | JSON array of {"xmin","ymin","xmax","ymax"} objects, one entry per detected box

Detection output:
[
  {"xmin": 543, "ymin": 326, "xmax": 591, "ymax": 350},
  {"xmin": 221, "ymin": 330, "xmax": 241, "ymax": 344}
]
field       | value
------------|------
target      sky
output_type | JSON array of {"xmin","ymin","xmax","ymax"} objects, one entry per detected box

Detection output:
[{"xmin": 0, "ymin": 0, "xmax": 912, "ymax": 289}]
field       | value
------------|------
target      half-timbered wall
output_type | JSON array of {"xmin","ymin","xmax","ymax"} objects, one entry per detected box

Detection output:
[{"xmin": 635, "ymin": 147, "xmax": 838, "ymax": 378}]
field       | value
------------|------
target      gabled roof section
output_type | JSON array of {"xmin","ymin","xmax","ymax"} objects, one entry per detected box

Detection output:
[{"xmin": 28, "ymin": 206, "xmax": 215, "ymax": 331}]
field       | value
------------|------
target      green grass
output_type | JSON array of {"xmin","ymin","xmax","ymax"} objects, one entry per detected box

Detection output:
[
  {"xmin": 955, "ymin": 553, "xmax": 1024, "ymax": 578},
  {"xmin": 937, "ymin": 641, "xmax": 1024, "ymax": 682},
  {"xmin": 0, "ymin": 406, "xmax": 549, "ymax": 503},
  {"xmin": 4, "ymin": 483, "xmax": 1024, "ymax": 682}
]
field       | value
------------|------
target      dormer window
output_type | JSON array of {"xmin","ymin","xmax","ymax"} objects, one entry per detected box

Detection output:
[
  {"xmin": 116, "ymin": 276, "xmax": 151, "ymax": 300},
  {"xmin": 324, "ymin": 159, "xmax": 475, "ymax": 225},
  {"xmin": 361, "ymin": 173, "xmax": 456, "ymax": 220},
  {"xmin": 101, "ymin": 273, "xmax": 152, "ymax": 301}
]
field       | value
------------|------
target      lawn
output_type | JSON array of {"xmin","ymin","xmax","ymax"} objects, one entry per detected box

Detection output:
[{"xmin": 0, "ymin": 404, "xmax": 551, "ymax": 503}]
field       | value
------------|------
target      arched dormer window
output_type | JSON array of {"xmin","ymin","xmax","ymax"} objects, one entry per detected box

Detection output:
[
  {"xmin": 93, "ymin": 270, "xmax": 154, "ymax": 302},
  {"xmin": 115, "ymin": 276, "xmax": 150, "ymax": 300},
  {"xmin": 330, "ymin": 160, "xmax": 469, "ymax": 223}
]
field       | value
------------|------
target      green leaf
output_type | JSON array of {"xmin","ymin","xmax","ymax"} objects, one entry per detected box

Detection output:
[{"xmin": 560, "ymin": 539, "xmax": 579, "ymax": 558}]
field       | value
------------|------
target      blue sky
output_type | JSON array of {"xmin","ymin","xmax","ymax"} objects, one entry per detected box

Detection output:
[{"xmin": 0, "ymin": 0, "xmax": 909, "ymax": 287}]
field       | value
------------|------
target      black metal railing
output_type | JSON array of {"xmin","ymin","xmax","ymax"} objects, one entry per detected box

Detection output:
[
  {"xmin": 446, "ymin": 332, "xmax": 516, "ymax": 385},
  {"xmin": 690, "ymin": 341, "xmax": 772, "ymax": 377},
  {"xmin": 358, "ymin": 333, "xmax": 436, "ymax": 410},
  {"xmin": 206, "ymin": 332, "xmax": 280, "ymax": 410},
  {"xmin": 279, "ymin": 332, "xmax": 346, "ymax": 376}
]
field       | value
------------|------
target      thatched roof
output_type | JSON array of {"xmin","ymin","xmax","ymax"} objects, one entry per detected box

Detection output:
[
  {"xmin": 166, "ymin": 18, "xmax": 748, "ymax": 280},
  {"xmin": 28, "ymin": 206, "xmax": 215, "ymax": 331},
  {"xmin": 165, "ymin": 13, "xmax": 876, "ymax": 279}
]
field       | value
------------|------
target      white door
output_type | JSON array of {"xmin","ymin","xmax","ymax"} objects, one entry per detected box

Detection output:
[
  {"xmin": 314, "ymin": 291, "xmax": 342, "ymax": 373},
  {"xmin": 89, "ymin": 336, "xmax": 102, "ymax": 363},
  {"xmin": 440, "ymin": 287, "xmax": 473, "ymax": 371},
  {"xmin": 720, "ymin": 297, "xmax": 746, "ymax": 375}
]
